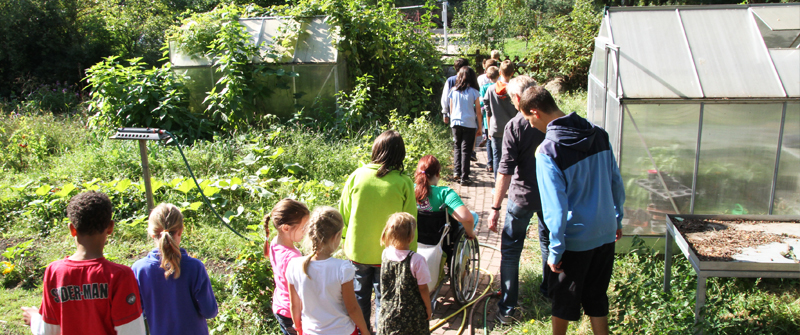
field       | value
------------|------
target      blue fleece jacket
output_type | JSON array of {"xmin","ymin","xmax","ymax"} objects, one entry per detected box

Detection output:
[
  {"xmin": 132, "ymin": 248, "xmax": 218, "ymax": 335},
  {"xmin": 535, "ymin": 113, "xmax": 625, "ymax": 265}
]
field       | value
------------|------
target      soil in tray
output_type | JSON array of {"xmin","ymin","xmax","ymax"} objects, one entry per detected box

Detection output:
[{"xmin": 673, "ymin": 218, "xmax": 800, "ymax": 262}]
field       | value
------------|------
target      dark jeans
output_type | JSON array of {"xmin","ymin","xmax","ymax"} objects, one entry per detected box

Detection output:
[
  {"xmin": 497, "ymin": 200, "xmax": 549, "ymax": 316},
  {"xmin": 352, "ymin": 262, "xmax": 381, "ymax": 332},
  {"xmin": 452, "ymin": 126, "xmax": 477, "ymax": 180},
  {"xmin": 274, "ymin": 312, "xmax": 297, "ymax": 335},
  {"xmin": 490, "ymin": 137, "xmax": 503, "ymax": 180},
  {"xmin": 485, "ymin": 132, "xmax": 494, "ymax": 169}
]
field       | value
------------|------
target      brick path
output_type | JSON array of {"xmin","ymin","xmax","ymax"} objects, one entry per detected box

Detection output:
[{"xmin": 428, "ymin": 146, "xmax": 506, "ymax": 335}]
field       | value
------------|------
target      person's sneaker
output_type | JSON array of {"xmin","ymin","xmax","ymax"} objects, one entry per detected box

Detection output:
[
  {"xmin": 470, "ymin": 152, "xmax": 478, "ymax": 161},
  {"xmin": 478, "ymin": 138, "xmax": 487, "ymax": 147},
  {"xmin": 495, "ymin": 311, "xmax": 518, "ymax": 325},
  {"xmin": 460, "ymin": 177, "xmax": 473, "ymax": 185}
]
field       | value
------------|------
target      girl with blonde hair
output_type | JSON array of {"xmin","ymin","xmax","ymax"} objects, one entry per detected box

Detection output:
[
  {"xmin": 132, "ymin": 203, "xmax": 218, "ymax": 335},
  {"xmin": 377, "ymin": 213, "xmax": 431, "ymax": 335},
  {"xmin": 286, "ymin": 207, "xmax": 370, "ymax": 335}
]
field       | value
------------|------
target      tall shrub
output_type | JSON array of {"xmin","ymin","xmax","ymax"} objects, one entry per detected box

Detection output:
[{"xmin": 524, "ymin": 0, "xmax": 600, "ymax": 89}]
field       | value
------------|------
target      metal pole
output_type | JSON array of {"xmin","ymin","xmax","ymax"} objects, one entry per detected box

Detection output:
[
  {"xmin": 664, "ymin": 227, "xmax": 674, "ymax": 293},
  {"xmin": 139, "ymin": 140, "xmax": 154, "ymax": 212},
  {"xmin": 443, "ymin": 1, "xmax": 448, "ymax": 52}
]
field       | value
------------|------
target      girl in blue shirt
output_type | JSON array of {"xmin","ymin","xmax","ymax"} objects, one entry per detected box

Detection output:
[{"xmin": 132, "ymin": 203, "xmax": 218, "ymax": 335}]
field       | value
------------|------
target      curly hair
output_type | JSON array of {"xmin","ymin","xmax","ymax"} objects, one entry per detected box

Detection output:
[{"xmin": 66, "ymin": 192, "xmax": 113, "ymax": 235}]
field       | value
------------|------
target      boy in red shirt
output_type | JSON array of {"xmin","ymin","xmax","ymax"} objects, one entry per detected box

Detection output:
[{"xmin": 22, "ymin": 192, "xmax": 146, "ymax": 335}]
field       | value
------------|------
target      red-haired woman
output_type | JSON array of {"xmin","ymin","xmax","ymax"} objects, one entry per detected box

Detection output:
[{"xmin": 415, "ymin": 155, "xmax": 477, "ymax": 240}]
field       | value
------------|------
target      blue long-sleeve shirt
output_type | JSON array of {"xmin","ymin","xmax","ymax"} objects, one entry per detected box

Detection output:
[
  {"xmin": 535, "ymin": 113, "xmax": 625, "ymax": 265},
  {"xmin": 131, "ymin": 249, "xmax": 218, "ymax": 335}
]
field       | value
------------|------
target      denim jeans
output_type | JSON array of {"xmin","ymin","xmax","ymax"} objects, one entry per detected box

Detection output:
[
  {"xmin": 274, "ymin": 312, "xmax": 297, "ymax": 335},
  {"xmin": 352, "ymin": 262, "xmax": 381, "ymax": 331},
  {"xmin": 490, "ymin": 137, "xmax": 503, "ymax": 180},
  {"xmin": 485, "ymin": 132, "xmax": 494, "ymax": 169},
  {"xmin": 497, "ymin": 200, "xmax": 548, "ymax": 316}
]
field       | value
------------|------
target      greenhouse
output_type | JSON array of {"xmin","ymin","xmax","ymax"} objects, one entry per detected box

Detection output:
[
  {"xmin": 169, "ymin": 16, "xmax": 345, "ymax": 118},
  {"xmin": 587, "ymin": 4, "xmax": 800, "ymax": 236}
]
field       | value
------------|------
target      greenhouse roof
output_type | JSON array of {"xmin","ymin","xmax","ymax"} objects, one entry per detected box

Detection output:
[
  {"xmin": 170, "ymin": 16, "xmax": 337, "ymax": 67},
  {"xmin": 599, "ymin": 4, "xmax": 799, "ymax": 99}
]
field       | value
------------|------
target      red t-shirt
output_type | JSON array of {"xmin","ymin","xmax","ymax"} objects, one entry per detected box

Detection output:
[{"xmin": 39, "ymin": 257, "xmax": 143, "ymax": 334}]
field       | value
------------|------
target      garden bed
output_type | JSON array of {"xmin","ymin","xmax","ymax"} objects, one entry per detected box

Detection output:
[{"xmin": 673, "ymin": 217, "xmax": 800, "ymax": 262}]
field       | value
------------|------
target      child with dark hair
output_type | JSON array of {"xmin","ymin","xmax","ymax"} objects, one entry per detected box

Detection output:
[
  {"xmin": 263, "ymin": 199, "xmax": 310, "ymax": 335},
  {"xmin": 339, "ymin": 130, "xmax": 417, "ymax": 332},
  {"xmin": 131, "ymin": 203, "xmax": 218, "ymax": 335},
  {"xmin": 479, "ymin": 66, "xmax": 500, "ymax": 172},
  {"xmin": 447, "ymin": 66, "xmax": 483, "ymax": 184},
  {"xmin": 440, "ymin": 58, "xmax": 470, "ymax": 122},
  {"xmin": 22, "ymin": 192, "xmax": 146, "ymax": 335}
]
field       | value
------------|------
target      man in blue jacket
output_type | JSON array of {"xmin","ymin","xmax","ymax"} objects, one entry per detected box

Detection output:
[{"xmin": 519, "ymin": 85, "xmax": 624, "ymax": 335}]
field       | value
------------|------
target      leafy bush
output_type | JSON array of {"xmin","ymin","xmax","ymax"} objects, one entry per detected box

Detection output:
[
  {"xmin": 85, "ymin": 57, "xmax": 214, "ymax": 140},
  {"xmin": 524, "ymin": 0, "xmax": 601, "ymax": 89}
]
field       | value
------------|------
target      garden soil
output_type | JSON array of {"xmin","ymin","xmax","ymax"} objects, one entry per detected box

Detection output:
[{"xmin": 674, "ymin": 218, "xmax": 800, "ymax": 262}]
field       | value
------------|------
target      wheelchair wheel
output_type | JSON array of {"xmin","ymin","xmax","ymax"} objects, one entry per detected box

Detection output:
[{"xmin": 450, "ymin": 229, "xmax": 480, "ymax": 305}]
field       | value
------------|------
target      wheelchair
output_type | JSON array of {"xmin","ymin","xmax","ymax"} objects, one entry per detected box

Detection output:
[{"xmin": 417, "ymin": 206, "xmax": 481, "ymax": 310}]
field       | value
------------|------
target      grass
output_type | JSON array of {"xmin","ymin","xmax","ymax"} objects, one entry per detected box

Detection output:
[
  {"xmin": 503, "ymin": 38, "xmax": 531, "ymax": 59},
  {"xmin": 494, "ymin": 230, "xmax": 800, "ymax": 334},
  {"xmin": 0, "ymin": 109, "xmax": 454, "ymax": 333}
]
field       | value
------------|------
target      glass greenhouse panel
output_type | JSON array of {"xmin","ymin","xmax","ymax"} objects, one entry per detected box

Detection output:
[
  {"xmin": 587, "ymin": 80, "xmax": 603, "ymax": 126},
  {"xmin": 293, "ymin": 19, "xmax": 337, "ymax": 63},
  {"xmin": 608, "ymin": 10, "xmax": 701, "ymax": 98},
  {"xmin": 680, "ymin": 9, "xmax": 784, "ymax": 98},
  {"xmin": 751, "ymin": 5, "xmax": 800, "ymax": 30},
  {"xmin": 590, "ymin": 40, "xmax": 607, "ymax": 82},
  {"xmin": 770, "ymin": 49, "xmax": 800, "ymax": 97},
  {"xmin": 619, "ymin": 104, "xmax": 699, "ymax": 235},
  {"xmin": 773, "ymin": 103, "xmax": 800, "ymax": 215},
  {"xmin": 590, "ymin": 80, "xmax": 606, "ymax": 127},
  {"xmin": 753, "ymin": 15, "xmax": 800, "ymax": 49},
  {"xmin": 695, "ymin": 104, "xmax": 783, "ymax": 215},
  {"xmin": 605, "ymin": 95, "xmax": 620, "ymax": 155},
  {"xmin": 292, "ymin": 65, "xmax": 338, "ymax": 112},
  {"xmin": 174, "ymin": 67, "xmax": 215, "ymax": 113}
]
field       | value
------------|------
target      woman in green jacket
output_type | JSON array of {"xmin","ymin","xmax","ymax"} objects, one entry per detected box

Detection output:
[{"xmin": 339, "ymin": 130, "xmax": 417, "ymax": 332}]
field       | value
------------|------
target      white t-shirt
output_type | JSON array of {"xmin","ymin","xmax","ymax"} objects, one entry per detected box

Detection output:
[
  {"xmin": 285, "ymin": 257, "xmax": 356, "ymax": 335},
  {"xmin": 382, "ymin": 247, "xmax": 431, "ymax": 286},
  {"xmin": 477, "ymin": 74, "xmax": 491, "ymax": 88}
]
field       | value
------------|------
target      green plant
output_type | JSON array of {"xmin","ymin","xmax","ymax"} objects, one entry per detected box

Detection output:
[
  {"xmin": 1, "ymin": 239, "xmax": 37, "ymax": 288},
  {"xmin": 524, "ymin": 0, "xmax": 601, "ymax": 89},
  {"xmin": 85, "ymin": 57, "xmax": 214, "ymax": 140}
]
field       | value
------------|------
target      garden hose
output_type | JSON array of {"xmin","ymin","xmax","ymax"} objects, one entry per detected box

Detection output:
[
  {"xmin": 467, "ymin": 292, "xmax": 493, "ymax": 335},
  {"xmin": 483, "ymin": 290, "xmax": 492, "ymax": 335},
  {"xmin": 429, "ymin": 268, "xmax": 494, "ymax": 334},
  {"xmin": 163, "ymin": 130, "xmax": 250, "ymax": 240}
]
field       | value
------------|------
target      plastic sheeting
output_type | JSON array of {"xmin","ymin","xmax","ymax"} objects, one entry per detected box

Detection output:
[
  {"xmin": 694, "ymin": 104, "xmax": 783, "ymax": 215},
  {"xmin": 608, "ymin": 10, "xmax": 701, "ymax": 98},
  {"xmin": 619, "ymin": 104, "xmax": 699, "ymax": 235},
  {"xmin": 774, "ymin": 103, "xmax": 800, "ymax": 215}
]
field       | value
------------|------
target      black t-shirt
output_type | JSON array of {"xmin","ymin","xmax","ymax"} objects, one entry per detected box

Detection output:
[{"xmin": 498, "ymin": 113, "xmax": 546, "ymax": 210}]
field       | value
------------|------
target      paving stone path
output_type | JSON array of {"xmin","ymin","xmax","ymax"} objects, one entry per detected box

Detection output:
[{"xmin": 428, "ymin": 146, "xmax": 507, "ymax": 335}]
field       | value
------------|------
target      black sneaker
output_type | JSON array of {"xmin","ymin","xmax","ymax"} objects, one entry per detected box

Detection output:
[
  {"xmin": 470, "ymin": 152, "xmax": 478, "ymax": 161},
  {"xmin": 460, "ymin": 177, "xmax": 473, "ymax": 185}
]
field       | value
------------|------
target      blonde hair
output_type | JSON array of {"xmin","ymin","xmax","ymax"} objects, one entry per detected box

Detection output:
[
  {"xmin": 147, "ymin": 203, "xmax": 184, "ymax": 279},
  {"xmin": 485, "ymin": 66, "xmax": 500, "ymax": 81},
  {"xmin": 302, "ymin": 207, "xmax": 344, "ymax": 278},
  {"xmin": 490, "ymin": 49, "xmax": 501, "ymax": 61},
  {"xmin": 381, "ymin": 212, "xmax": 416, "ymax": 248}
]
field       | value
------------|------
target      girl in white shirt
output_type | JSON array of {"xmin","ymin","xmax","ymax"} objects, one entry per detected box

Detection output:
[{"xmin": 286, "ymin": 207, "xmax": 370, "ymax": 335}]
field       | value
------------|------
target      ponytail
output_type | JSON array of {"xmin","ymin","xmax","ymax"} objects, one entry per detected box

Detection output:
[
  {"xmin": 302, "ymin": 206, "xmax": 344, "ymax": 279},
  {"xmin": 262, "ymin": 214, "xmax": 271, "ymax": 257},
  {"xmin": 148, "ymin": 203, "xmax": 184, "ymax": 279},
  {"xmin": 414, "ymin": 155, "xmax": 442, "ymax": 204}
]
